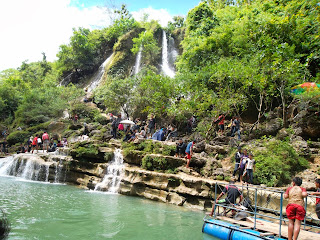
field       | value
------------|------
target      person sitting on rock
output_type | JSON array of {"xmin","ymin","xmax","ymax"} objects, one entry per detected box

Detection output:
[
  {"xmin": 210, "ymin": 178, "xmax": 243, "ymax": 217},
  {"xmin": 175, "ymin": 139, "xmax": 187, "ymax": 158}
]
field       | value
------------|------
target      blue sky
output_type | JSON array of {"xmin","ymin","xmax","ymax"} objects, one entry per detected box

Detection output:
[
  {"xmin": 0, "ymin": 0, "xmax": 201, "ymax": 71},
  {"xmin": 69, "ymin": 0, "xmax": 201, "ymax": 15}
]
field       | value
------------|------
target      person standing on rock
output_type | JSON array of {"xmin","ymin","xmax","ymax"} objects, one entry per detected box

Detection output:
[
  {"xmin": 217, "ymin": 114, "xmax": 225, "ymax": 135},
  {"xmin": 238, "ymin": 149, "xmax": 248, "ymax": 183},
  {"xmin": 284, "ymin": 177, "xmax": 308, "ymax": 240},
  {"xmin": 310, "ymin": 178, "xmax": 320, "ymax": 219},
  {"xmin": 244, "ymin": 153, "xmax": 255, "ymax": 184},
  {"xmin": 147, "ymin": 114, "xmax": 156, "ymax": 138},
  {"xmin": 233, "ymin": 147, "xmax": 242, "ymax": 177},
  {"xmin": 185, "ymin": 140, "xmax": 195, "ymax": 168},
  {"xmin": 31, "ymin": 135, "xmax": 39, "ymax": 154},
  {"xmin": 42, "ymin": 132, "xmax": 50, "ymax": 153}
]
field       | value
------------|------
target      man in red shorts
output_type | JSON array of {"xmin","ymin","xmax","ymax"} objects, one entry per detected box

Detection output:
[{"xmin": 284, "ymin": 177, "xmax": 308, "ymax": 240}]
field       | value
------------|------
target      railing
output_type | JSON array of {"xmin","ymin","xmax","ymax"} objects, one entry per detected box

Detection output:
[{"xmin": 211, "ymin": 182, "xmax": 320, "ymax": 238}]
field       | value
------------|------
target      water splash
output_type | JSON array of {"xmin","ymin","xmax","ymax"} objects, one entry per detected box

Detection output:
[
  {"xmin": 161, "ymin": 30, "xmax": 175, "ymax": 78},
  {"xmin": 87, "ymin": 54, "xmax": 113, "ymax": 92},
  {"xmin": 94, "ymin": 149, "xmax": 125, "ymax": 193}
]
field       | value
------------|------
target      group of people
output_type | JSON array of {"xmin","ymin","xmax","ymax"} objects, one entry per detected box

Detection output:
[
  {"xmin": 209, "ymin": 177, "xmax": 320, "ymax": 240},
  {"xmin": 17, "ymin": 132, "xmax": 68, "ymax": 154},
  {"xmin": 232, "ymin": 147, "xmax": 256, "ymax": 184},
  {"xmin": 110, "ymin": 114, "xmax": 178, "ymax": 143},
  {"xmin": 216, "ymin": 114, "xmax": 241, "ymax": 140}
]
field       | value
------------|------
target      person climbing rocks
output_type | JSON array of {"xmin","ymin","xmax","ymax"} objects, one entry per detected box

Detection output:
[
  {"xmin": 233, "ymin": 147, "xmax": 242, "ymax": 177},
  {"xmin": 185, "ymin": 140, "xmax": 195, "ymax": 168},
  {"xmin": 284, "ymin": 177, "xmax": 308, "ymax": 240},
  {"xmin": 217, "ymin": 114, "xmax": 225, "ymax": 134},
  {"xmin": 231, "ymin": 116, "xmax": 241, "ymax": 140},
  {"xmin": 209, "ymin": 178, "xmax": 243, "ymax": 217},
  {"xmin": 310, "ymin": 178, "xmax": 320, "ymax": 219}
]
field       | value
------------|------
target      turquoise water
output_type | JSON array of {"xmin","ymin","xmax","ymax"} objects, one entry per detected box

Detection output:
[{"xmin": 0, "ymin": 176, "xmax": 217, "ymax": 240}]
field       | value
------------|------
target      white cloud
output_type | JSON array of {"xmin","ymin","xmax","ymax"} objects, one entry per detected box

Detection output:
[
  {"xmin": 132, "ymin": 7, "xmax": 173, "ymax": 27},
  {"xmin": 0, "ymin": 0, "xmax": 113, "ymax": 71}
]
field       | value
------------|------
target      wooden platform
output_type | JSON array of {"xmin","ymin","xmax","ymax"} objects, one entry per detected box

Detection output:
[{"xmin": 216, "ymin": 216, "xmax": 319, "ymax": 240}]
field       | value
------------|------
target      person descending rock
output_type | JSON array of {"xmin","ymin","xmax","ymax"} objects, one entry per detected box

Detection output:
[
  {"xmin": 284, "ymin": 177, "xmax": 308, "ymax": 240},
  {"xmin": 185, "ymin": 140, "xmax": 195, "ymax": 168},
  {"xmin": 233, "ymin": 147, "xmax": 242, "ymax": 177},
  {"xmin": 310, "ymin": 178, "xmax": 320, "ymax": 219},
  {"xmin": 209, "ymin": 177, "xmax": 243, "ymax": 217},
  {"xmin": 42, "ymin": 131, "xmax": 50, "ymax": 152},
  {"xmin": 231, "ymin": 116, "xmax": 241, "ymax": 140}
]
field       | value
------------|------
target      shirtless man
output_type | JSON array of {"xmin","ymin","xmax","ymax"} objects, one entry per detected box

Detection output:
[{"xmin": 284, "ymin": 177, "xmax": 308, "ymax": 240}]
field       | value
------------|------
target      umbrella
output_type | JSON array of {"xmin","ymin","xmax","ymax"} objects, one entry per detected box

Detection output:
[
  {"xmin": 120, "ymin": 120, "xmax": 135, "ymax": 125},
  {"xmin": 291, "ymin": 82, "xmax": 320, "ymax": 95}
]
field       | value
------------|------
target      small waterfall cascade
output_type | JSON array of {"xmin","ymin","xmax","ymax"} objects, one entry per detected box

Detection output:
[
  {"xmin": 0, "ymin": 155, "xmax": 51, "ymax": 182},
  {"xmin": 134, "ymin": 46, "xmax": 142, "ymax": 75},
  {"xmin": 168, "ymin": 37, "xmax": 178, "ymax": 67},
  {"xmin": 54, "ymin": 159, "xmax": 64, "ymax": 183},
  {"xmin": 87, "ymin": 53, "xmax": 113, "ymax": 92},
  {"xmin": 94, "ymin": 149, "xmax": 125, "ymax": 193},
  {"xmin": 161, "ymin": 30, "xmax": 176, "ymax": 78}
]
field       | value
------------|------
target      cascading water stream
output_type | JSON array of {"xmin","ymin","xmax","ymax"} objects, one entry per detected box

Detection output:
[
  {"xmin": 94, "ymin": 149, "xmax": 124, "ymax": 193},
  {"xmin": 0, "ymin": 155, "xmax": 61, "ymax": 183},
  {"xmin": 87, "ymin": 53, "xmax": 113, "ymax": 92},
  {"xmin": 161, "ymin": 30, "xmax": 175, "ymax": 78},
  {"xmin": 134, "ymin": 46, "xmax": 142, "ymax": 75}
]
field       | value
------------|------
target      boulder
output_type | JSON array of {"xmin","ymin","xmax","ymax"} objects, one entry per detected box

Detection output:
[{"xmin": 193, "ymin": 141, "xmax": 205, "ymax": 153}]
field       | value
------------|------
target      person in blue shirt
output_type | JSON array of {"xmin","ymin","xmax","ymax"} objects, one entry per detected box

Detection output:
[{"xmin": 185, "ymin": 140, "xmax": 196, "ymax": 168}]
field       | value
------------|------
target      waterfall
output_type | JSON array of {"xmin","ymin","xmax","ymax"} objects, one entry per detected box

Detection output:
[
  {"xmin": 94, "ymin": 149, "xmax": 124, "ymax": 193},
  {"xmin": 87, "ymin": 53, "xmax": 113, "ymax": 92},
  {"xmin": 161, "ymin": 30, "xmax": 176, "ymax": 78},
  {"xmin": 134, "ymin": 47, "xmax": 142, "ymax": 75},
  {"xmin": 54, "ymin": 159, "xmax": 63, "ymax": 183},
  {"xmin": 0, "ymin": 155, "xmax": 58, "ymax": 183}
]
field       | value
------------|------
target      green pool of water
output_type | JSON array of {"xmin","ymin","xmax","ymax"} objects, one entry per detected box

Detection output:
[{"xmin": 0, "ymin": 176, "xmax": 217, "ymax": 240}]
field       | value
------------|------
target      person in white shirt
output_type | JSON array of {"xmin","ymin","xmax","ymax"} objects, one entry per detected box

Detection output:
[{"xmin": 244, "ymin": 153, "xmax": 256, "ymax": 184}]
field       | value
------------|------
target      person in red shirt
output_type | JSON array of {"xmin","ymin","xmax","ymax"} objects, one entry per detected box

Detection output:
[
  {"xmin": 31, "ymin": 135, "xmax": 39, "ymax": 154},
  {"xmin": 42, "ymin": 132, "xmax": 50, "ymax": 153},
  {"xmin": 284, "ymin": 177, "xmax": 308, "ymax": 240},
  {"xmin": 310, "ymin": 178, "xmax": 320, "ymax": 219},
  {"xmin": 217, "ymin": 114, "xmax": 225, "ymax": 134}
]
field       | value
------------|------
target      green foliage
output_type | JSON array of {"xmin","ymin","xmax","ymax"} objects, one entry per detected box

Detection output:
[
  {"xmin": 131, "ymin": 30, "xmax": 161, "ymax": 65},
  {"xmin": 6, "ymin": 130, "xmax": 30, "ymax": 145},
  {"xmin": 254, "ymin": 138, "xmax": 309, "ymax": 187},
  {"xmin": 69, "ymin": 103, "xmax": 100, "ymax": 121},
  {"xmin": 121, "ymin": 140, "xmax": 175, "ymax": 156},
  {"xmin": 141, "ymin": 155, "xmax": 168, "ymax": 171}
]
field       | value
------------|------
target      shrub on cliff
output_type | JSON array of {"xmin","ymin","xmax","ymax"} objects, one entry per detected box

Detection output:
[
  {"xmin": 6, "ymin": 130, "xmax": 30, "ymax": 145},
  {"xmin": 253, "ymin": 138, "xmax": 309, "ymax": 187}
]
